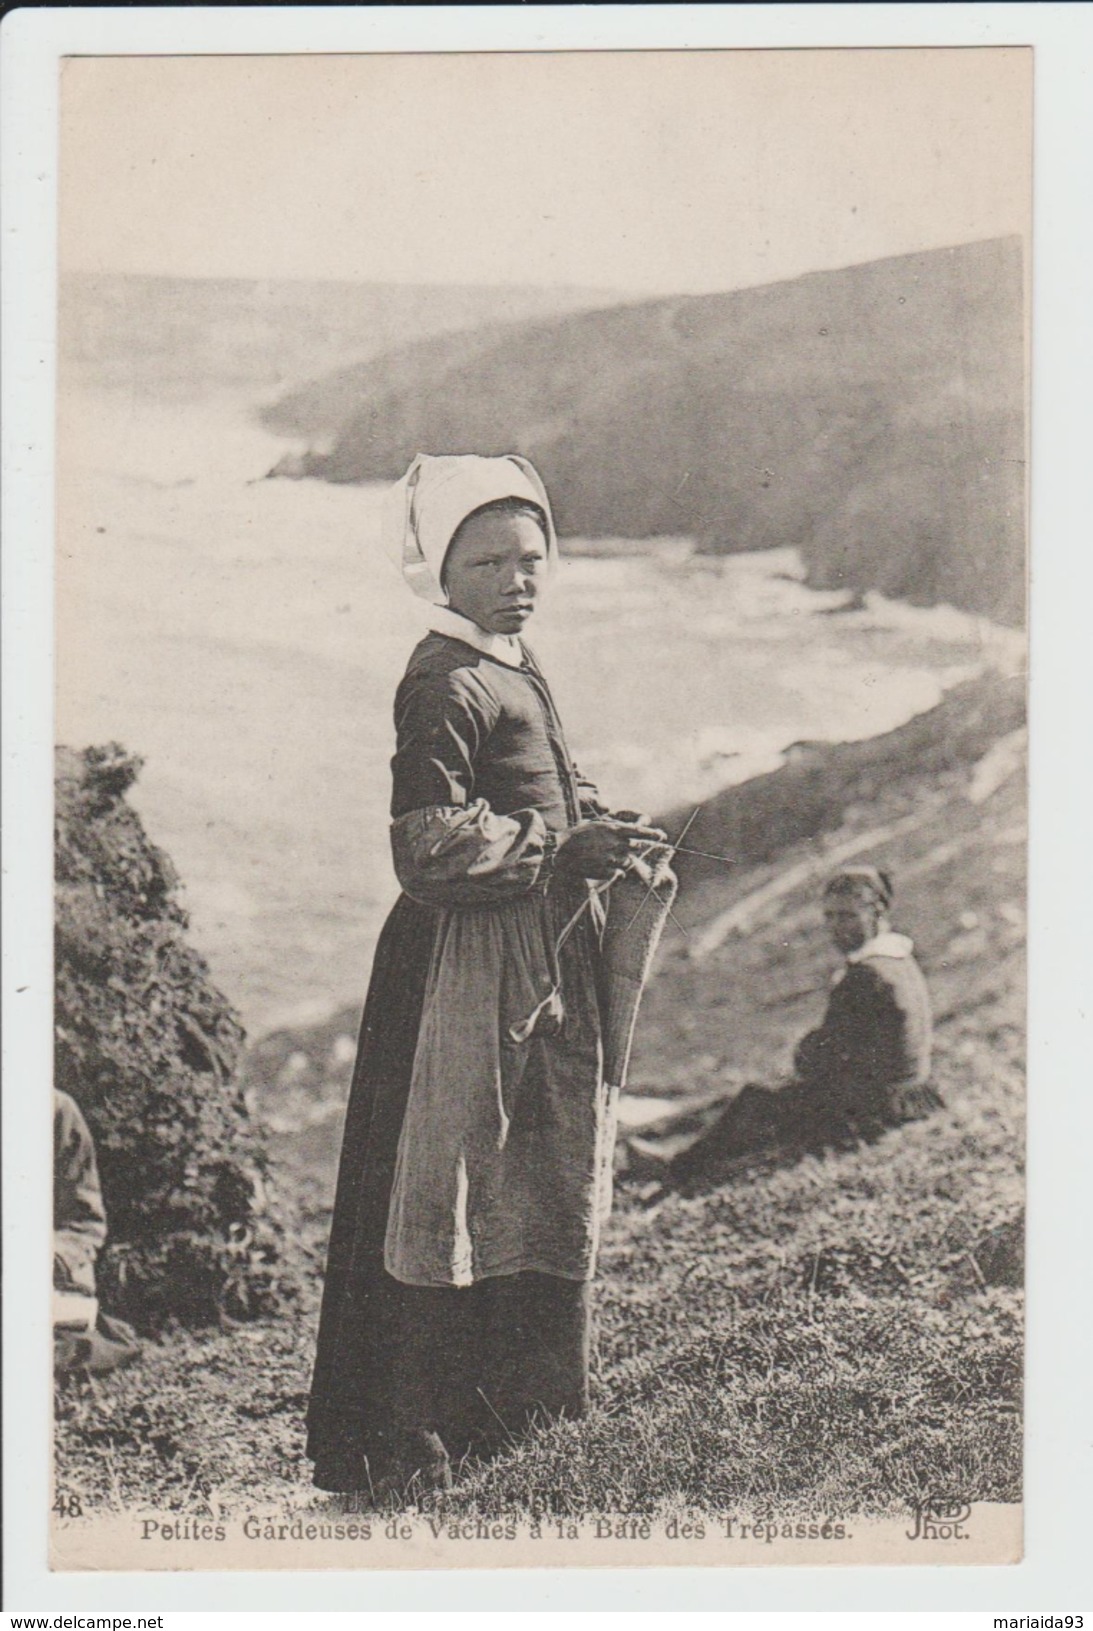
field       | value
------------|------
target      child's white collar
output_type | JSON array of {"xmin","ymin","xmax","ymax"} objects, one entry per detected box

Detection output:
[
  {"xmin": 846, "ymin": 931, "xmax": 914, "ymax": 963},
  {"xmin": 429, "ymin": 606, "xmax": 524, "ymax": 669}
]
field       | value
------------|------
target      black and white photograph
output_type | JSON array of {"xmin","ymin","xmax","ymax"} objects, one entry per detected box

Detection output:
[{"xmin": 40, "ymin": 41, "xmax": 1032, "ymax": 1571}]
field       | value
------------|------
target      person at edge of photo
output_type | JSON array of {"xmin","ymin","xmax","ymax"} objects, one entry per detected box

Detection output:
[
  {"xmin": 628, "ymin": 866, "xmax": 940, "ymax": 1191},
  {"xmin": 306, "ymin": 452, "xmax": 662, "ymax": 1495},
  {"xmin": 54, "ymin": 1090, "xmax": 142, "ymax": 1374}
]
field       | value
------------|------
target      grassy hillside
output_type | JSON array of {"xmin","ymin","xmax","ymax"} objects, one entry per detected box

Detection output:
[
  {"xmin": 276, "ymin": 239, "xmax": 1025, "ymax": 625},
  {"xmin": 59, "ymin": 273, "xmax": 621, "ymax": 403},
  {"xmin": 56, "ymin": 678, "xmax": 1024, "ymax": 1519}
]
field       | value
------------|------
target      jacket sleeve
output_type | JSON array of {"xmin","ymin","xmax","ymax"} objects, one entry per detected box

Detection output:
[
  {"xmin": 574, "ymin": 763, "xmax": 611, "ymax": 820},
  {"xmin": 389, "ymin": 664, "xmax": 554, "ymax": 906},
  {"xmin": 793, "ymin": 965, "xmax": 907, "ymax": 1089}
]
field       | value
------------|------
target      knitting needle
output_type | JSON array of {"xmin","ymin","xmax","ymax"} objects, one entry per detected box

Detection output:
[
  {"xmin": 638, "ymin": 842, "xmax": 742, "ymax": 867},
  {"xmin": 623, "ymin": 806, "xmax": 702, "ymax": 933},
  {"xmin": 664, "ymin": 901, "xmax": 691, "ymax": 938}
]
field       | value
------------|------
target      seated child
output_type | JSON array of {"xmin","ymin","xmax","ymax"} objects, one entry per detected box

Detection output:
[{"xmin": 639, "ymin": 865, "xmax": 940, "ymax": 1189}]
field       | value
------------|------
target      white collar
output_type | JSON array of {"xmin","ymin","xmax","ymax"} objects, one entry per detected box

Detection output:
[
  {"xmin": 429, "ymin": 606, "xmax": 525, "ymax": 669},
  {"xmin": 846, "ymin": 931, "xmax": 914, "ymax": 964}
]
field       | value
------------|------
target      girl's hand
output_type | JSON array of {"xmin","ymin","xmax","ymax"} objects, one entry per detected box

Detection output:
[
  {"xmin": 555, "ymin": 819, "xmax": 654, "ymax": 881},
  {"xmin": 611, "ymin": 809, "xmax": 662, "ymax": 834},
  {"xmin": 606, "ymin": 808, "xmax": 668, "ymax": 848}
]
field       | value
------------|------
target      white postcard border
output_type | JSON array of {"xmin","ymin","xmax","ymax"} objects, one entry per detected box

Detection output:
[{"xmin": 4, "ymin": 2, "xmax": 1092, "ymax": 1613}]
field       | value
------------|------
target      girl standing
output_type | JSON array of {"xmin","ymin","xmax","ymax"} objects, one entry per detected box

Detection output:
[{"xmin": 307, "ymin": 454, "xmax": 662, "ymax": 1495}]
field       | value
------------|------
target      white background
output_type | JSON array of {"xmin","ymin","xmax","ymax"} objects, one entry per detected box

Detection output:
[{"xmin": 3, "ymin": 3, "xmax": 1091, "ymax": 1615}]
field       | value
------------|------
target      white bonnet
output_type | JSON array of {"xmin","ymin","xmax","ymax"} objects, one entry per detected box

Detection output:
[{"xmin": 384, "ymin": 453, "xmax": 558, "ymax": 605}]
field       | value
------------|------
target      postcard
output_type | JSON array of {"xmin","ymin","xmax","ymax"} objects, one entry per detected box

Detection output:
[{"xmin": 10, "ymin": 27, "xmax": 1045, "ymax": 1588}]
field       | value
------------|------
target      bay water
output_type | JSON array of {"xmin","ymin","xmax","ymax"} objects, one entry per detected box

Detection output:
[{"xmin": 56, "ymin": 389, "xmax": 1021, "ymax": 1038}]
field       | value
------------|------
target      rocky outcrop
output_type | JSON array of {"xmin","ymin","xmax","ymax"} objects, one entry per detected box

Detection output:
[{"xmin": 55, "ymin": 744, "xmax": 300, "ymax": 1329}]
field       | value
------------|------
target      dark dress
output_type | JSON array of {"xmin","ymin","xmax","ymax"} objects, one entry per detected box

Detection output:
[
  {"xmin": 669, "ymin": 942, "xmax": 940, "ymax": 1188},
  {"xmin": 306, "ymin": 632, "xmax": 609, "ymax": 1490}
]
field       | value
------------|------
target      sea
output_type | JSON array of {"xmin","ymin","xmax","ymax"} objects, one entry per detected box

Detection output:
[{"xmin": 56, "ymin": 388, "xmax": 1023, "ymax": 1039}]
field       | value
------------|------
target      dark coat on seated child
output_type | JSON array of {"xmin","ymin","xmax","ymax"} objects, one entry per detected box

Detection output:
[{"xmin": 669, "ymin": 933, "xmax": 940, "ymax": 1187}]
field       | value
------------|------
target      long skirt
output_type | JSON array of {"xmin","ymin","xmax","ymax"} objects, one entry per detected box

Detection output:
[{"xmin": 306, "ymin": 894, "xmax": 591, "ymax": 1488}]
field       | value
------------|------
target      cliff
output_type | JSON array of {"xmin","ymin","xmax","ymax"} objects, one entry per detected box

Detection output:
[{"xmin": 270, "ymin": 239, "xmax": 1025, "ymax": 625}]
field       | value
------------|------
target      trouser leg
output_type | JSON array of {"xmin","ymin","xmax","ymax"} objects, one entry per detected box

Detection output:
[{"xmin": 669, "ymin": 1083, "xmax": 803, "ymax": 1184}]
